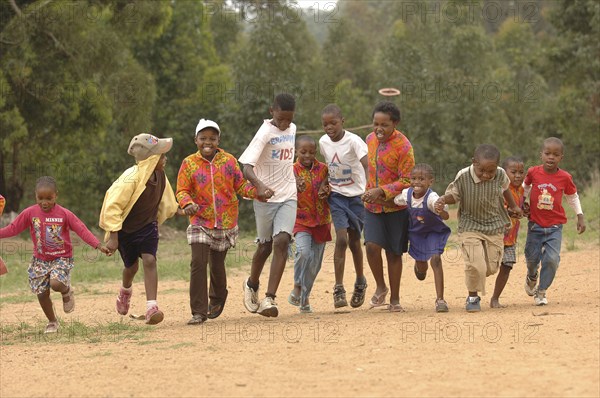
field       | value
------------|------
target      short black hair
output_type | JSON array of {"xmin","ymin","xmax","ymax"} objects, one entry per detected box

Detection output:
[
  {"xmin": 412, "ymin": 163, "xmax": 435, "ymax": 179},
  {"xmin": 36, "ymin": 176, "xmax": 58, "ymax": 192},
  {"xmin": 296, "ymin": 134, "xmax": 316, "ymax": 148},
  {"xmin": 273, "ymin": 93, "xmax": 295, "ymax": 111},
  {"xmin": 502, "ymin": 156, "xmax": 523, "ymax": 170},
  {"xmin": 372, "ymin": 101, "xmax": 401, "ymax": 123},
  {"xmin": 542, "ymin": 137, "xmax": 564, "ymax": 151},
  {"xmin": 321, "ymin": 103, "xmax": 343, "ymax": 118},
  {"xmin": 474, "ymin": 144, "xmax": 500, "ymax": 162}
]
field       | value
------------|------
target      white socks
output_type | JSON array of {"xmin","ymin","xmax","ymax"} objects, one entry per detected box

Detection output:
[{"xmin": 146, "ymin": 300, "xmax": 157, "ymax": 310}]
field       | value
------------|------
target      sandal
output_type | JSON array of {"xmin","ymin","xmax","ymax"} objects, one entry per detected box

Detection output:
[
  {"xmin": 333, "ymin": 285, "xmax": 348, "ymax": 308},
  {"xmin": 414, "ymin": 264, "xmax": 427, "ymax": 281},
  {"xmin": 299, "ymin": 304, "xmax": 313, "ymax": 314},
  {"xmin": 208, "ymin": 289, "xmax": 228, "ymax": 319},
  {"xmin": 368, "ymin": 287, "xmax": 389, "ymax": 309},
  {"xmin": 44, "ymin": 321, "xmax": 59, "ymax": 334},
  {"xmin": 287, "ymin": 291, "xmax": 300, "ymax": 307},
  {"xmin": 388, "ymin": 303, "xmax": 405, "ymax": 313},
  {"xmin": 187, "ymin": 314, "xmax": 206, "ymax": 325},
  {"xmin": 435, "ymin": 298, "xmax": 449, "ymax": 313},
  {"xmin": 350, "ymin": 277, "xmax": 368, "ymax": 308}
]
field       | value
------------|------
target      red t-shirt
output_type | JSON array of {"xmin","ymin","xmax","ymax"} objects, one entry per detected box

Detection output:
[{"xmin": 525, "ymin": 165, "xmax": 577, "ymax": 227}]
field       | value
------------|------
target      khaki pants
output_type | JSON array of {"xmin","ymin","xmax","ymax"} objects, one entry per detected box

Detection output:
[{"xmin": 459, "ymin": 231, "xmax": 504, "ymax": 295}]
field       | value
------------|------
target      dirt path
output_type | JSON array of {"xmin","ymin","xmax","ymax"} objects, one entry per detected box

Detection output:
[{"xmin": 1, "ymin": 245, "xmax": 599, "ymax": 397}]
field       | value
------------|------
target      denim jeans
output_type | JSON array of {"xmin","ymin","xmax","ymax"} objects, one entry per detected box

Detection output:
[
  {"xmin": 524, "ymin": 222, "xmax": 563, "ymax": 291},
  {"xmin": 293, "ymin": 232, "xmax": 326, "ymax": 307}
]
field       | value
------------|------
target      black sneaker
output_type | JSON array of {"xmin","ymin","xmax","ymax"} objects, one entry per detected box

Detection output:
[
  {"xmin": 333, "ymin": 284, "xmax": 348, "ymax": 308},
  {"xmin": 350, "ymin": 278, "xmax": 368, "ymax": 308}
]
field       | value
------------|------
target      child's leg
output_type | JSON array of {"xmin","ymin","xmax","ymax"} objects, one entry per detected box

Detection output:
[
  {"xmin": 385, "ymin": 250, "xmax": 403, "ymax": 305},
  {"xmin": 294, "ymin": 232, "xmax": 313, "ymax": 302},
  {"xmin": 266, "ymin": 232, "xmax": 291, "ymax": 296},
  {"xmin": 538, "ymin": 225, "xmax": 563, "ymax": 291},
  {"xmin": 490, "ymin": 264, "xmax": 512, "ymax": 307},
  {"xmin": 190, "ymin": 243, "xmax": 210, "ymax": 317},
  {"xmin": 37, "ymin": 289, "xmax": 57, "ymax": 323},
  {"xmin": 333, "ymin": 228, "xmax": 349, "ymax": 286},
  {"xmin": 250, "ymin": 241, "xmax": 272, "ymax": 287},
  {"xmin": 524, "ymin": 223, "xmax": 543, "ymax": 280},
  {"xmin": 348, "ymin": 228, "xmax": 364, "ymax": 280},
  {"xmin": 208, "ymin": 249, "xmax": 228, "ymax": 304},
  {"xmin": 430, "ymin": 255, "xmax": 444, "ymax": 300},
  {"xmin": 141, "ymin": 253, "xmax": 158, "ymax": 301},
  {"xmin": 366, "ymin": 242, "xmax": 386, "ymax": 293},
  {"xmin": 121, "ymin": 261, "xmax": 139, "ymax": 289},
  {"xmin": 460, "ymin": 232, "xmax": 487, "ymax": 296},
  {"xmin": 301, "ymin": 238, "xmax": 325, "ymax": 307}
]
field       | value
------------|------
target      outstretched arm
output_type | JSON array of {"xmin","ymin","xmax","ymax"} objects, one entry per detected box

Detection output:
[{"xmin": 243, "ymin": 164, "xmax": 273, "ymax": 201}]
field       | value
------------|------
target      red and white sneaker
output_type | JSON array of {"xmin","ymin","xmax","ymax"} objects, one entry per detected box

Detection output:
[
  {"xmin": 145, "ymin": 305, "xmax": 164, "ymax": 325},
  {"xmin": 116, "ymin": 287, "xmax": 132, "ymax": 315}
]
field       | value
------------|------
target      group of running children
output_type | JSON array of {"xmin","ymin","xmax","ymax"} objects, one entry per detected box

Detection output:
[{"xmin": 0, "ymin": 93, "xmax": 586, "ymax": 333}]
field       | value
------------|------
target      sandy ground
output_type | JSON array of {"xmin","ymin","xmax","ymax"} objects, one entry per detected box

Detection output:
[{"xmin": 1, "ymin": 243, "xmax": 599, "ymax": 397}]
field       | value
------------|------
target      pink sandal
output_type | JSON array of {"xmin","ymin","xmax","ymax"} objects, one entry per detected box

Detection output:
[
  {"xmin": 388, "ymin": 303, "xmax": 405, "ymax": 313},
  {"xmin": 368, "ymin": 287, "xmax": 389, "ymax": 309}
]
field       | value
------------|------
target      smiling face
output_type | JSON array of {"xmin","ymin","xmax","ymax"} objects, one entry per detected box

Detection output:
[
  {"xmin": 195, "ymin": 128, "xmax": 220, "ymax": 161},
  {"xmin": 473, "ymin": 157, "xmax": 499, "ymax": 181},
  {"xmin": 270, "ymin": 107, "xmax": 295, "ymax": 131},
  {"xmin": 541, "ymin": 141, "xmax": 563, "ymax": 173},
  {"xmin": 372, "ymin": 112, "xmax": 398, "ymax": 142},
  {"xmin": 36, "ymin": 186, "xmax": 58, "ymax": 213},
  {"xmin": 504, "ymin": 160, "xmax": 525, "ymax": 187},
  {"xmin": 296, "ymin": 140, "xmax": 317, "ymax": 168},
  {"xmin": 410, "ymin": 168, "xmax": 434, "ymax": 198},
  {"xmin": 321, "ymin": 112, "xmax": 345, "ymax": 142}
]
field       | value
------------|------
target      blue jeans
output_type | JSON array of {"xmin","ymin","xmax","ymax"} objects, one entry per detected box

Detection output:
[
  {"xmin": 293, "ymin": 232, "xmax": 326, "ymax": 307},
  {"xmin": 524, "ymin": 222, "xmax": 563, "ymax": 291}
]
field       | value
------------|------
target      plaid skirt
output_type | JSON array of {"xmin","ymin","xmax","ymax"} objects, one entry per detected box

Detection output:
[{"xmin": 186, "ymin": 225, "xmax": 238, "ymax": 252}]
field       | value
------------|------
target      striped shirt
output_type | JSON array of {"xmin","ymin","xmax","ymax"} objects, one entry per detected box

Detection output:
[{"xmin": 445, "ymin": 165, "xmax": 511, "ymax": 235}]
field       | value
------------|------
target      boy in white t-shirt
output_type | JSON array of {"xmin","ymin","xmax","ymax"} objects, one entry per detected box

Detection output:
[
  {"xmin": 239, "ymin": 93, "xmax": 298, "ymax": 317},
  {"xmin": 318, "ymin": 104, "xmax": 369, "ymax": 309}
]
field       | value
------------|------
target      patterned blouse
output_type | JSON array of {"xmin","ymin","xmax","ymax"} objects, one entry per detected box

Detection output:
[
  {"xmin": 504, "ymin": 184, "xmax": 524, "ymax": 246},
  {"xmin": 365, "ymin": 130, "xmax": 415, "ymax": 214},
  {"xmin": 176, "ymin": 149, "xmax": 256, "ymax": 230},
  {"xmin": 293, "ymin": 160, "xmax": 331, "ymax": 227}
]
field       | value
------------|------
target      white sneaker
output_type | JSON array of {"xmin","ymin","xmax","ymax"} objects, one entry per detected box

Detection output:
[
  {"xmin": 524, "ymin": 275, "xmax": 537, "ymax": 296},
  {"xmin": 534, "ymin": 289, "xmax": 548, "ymax": 306},
  {"xmin": 243, "ymin": 278, "xmax": 259, "ymax": 313},
  {"xmin": 257, "ymin": 296, "xmax": 279, "ymax": 317}
]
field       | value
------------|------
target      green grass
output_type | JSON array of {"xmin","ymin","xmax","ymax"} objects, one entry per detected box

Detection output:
[{"xmin": 0, "ymin": 318, "xmax": 150, "ymax": 345}]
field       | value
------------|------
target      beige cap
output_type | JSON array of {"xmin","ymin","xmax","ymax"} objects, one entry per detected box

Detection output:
[{"xmin": 128, "ymin": 133, "xmax": 173, "ymax": 161}]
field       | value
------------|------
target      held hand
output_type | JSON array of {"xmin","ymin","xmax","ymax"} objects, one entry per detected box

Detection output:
[
  {"xmin": 522, "ymin": 202, "xmax": 531, "ymax": 217},
  {"xmin": 181, "ymin": 203, "xmax": 199, "ymax": 216},
  {"xmin": 296, "ymin": 176, "xmax": 307, "ymax": 193},
  {"xmin": 106, "ymin": 236, "xmax": 119, "ymax": 254},
  {"xmin": 434, "ymin": 198, "xmax": 445, "ymax": 213},
  {"xmin": 577, "ymin": 214, "xmax": 586, "ymax": 234},
  {"xmin": 257, "ymin": 185, "xmax": 275, "ymax": 202},
  {"xmin": 361, "ymin": 188, "xmax": 384, "ymax": 204},
  {"xmin": 509, "ymin": 206, "xmax": 523, "ymax": 219},
  {"xmin": 318, "ymin": 184, "xmax": 331, "ymax": 199},
  {"xmin": 98, "ymin": 245, "xmax": 112, "ymax": 256}
]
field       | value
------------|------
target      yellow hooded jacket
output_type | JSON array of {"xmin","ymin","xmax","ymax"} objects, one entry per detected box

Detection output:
[{"xmin": 99, "ymin": 155, "xmax": 178, "ymax": 241}]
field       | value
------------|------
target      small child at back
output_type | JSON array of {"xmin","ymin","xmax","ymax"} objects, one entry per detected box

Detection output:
[
  {"xmin": 394, "ymin": 163, "xmax": 451, "ymax": 312},
  {"xmin": 435, "ymin": 144, "xmax": 522, "ymax": 312},
  {"xmin": 0, "ymin": 177, "xmax": 110, "ymax": 333},
  {"xmin": 523, "ymin": 137, "xmax": 585, "ymax": 305},
  {"xmin": 289, "ymin": 135, "xmax": 332, "ymax": 313},
  {"xmin": 490, "ymin": 156, "xmax": 526, "ymax": 308},
  {"xmin": 319, "ymin": 104, "xmax": 369, "ymax": 309},
  {"xmin": 176, "ymin": 119, "xmax": 257, "ymax": 325},
  {"xmin": 100, "ymin": 134, "xmax": 180, "ymax": 325}
]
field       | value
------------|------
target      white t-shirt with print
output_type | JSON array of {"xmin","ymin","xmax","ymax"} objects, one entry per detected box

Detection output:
[
  {"xmin": 319, "ymin": 130, "xmax": 368, "ymax": 197},
  {"xmin": 239, "ymin": 120, "xmax": 297, "ymax": 203}
]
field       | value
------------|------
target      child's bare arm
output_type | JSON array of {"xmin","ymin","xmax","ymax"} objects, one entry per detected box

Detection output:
[
  {"xmin": 360, "ymin": 155, "xmax": 369, "ymax": 181},
  {"xmin": 243, "ymin": 164, "xmax": 274, "ymax": 201},
  {"xmin": 318, "ymin": 179, "xmax": 330, "ymax": 199},
  {"xmin": 106, "ymin": 232, "xmax": 119, "ymax": 254},
  {"xmin": 503, "ymin": 189, "xmax": 523, "ymax": 218},
  {"xmin": 577, "ymin": 214, "xmax": 586, "ymax": 234}
]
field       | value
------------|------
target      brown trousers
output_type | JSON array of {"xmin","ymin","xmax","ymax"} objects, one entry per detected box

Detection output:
[{"xmin": 189, "ymin": 243, "xmax": 228, "ymax": 317}]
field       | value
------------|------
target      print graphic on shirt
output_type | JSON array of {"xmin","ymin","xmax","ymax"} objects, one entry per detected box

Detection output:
[
  {"xmin": 46, "ymin": 224, "xmax": 65, "ymax": 250},
  {"xmin": 537, "ymin": 188, "xmax": 554, "ymax": 210},
  {"xmin": 271, "ymin": 147, "xmax": 294, "ymax": 161},
  {"xmin": 416, "ymin": 215, "xmax": 425, "ymax": 224},
  {"xmin": 32, "ymin": 217, "xmax": 42, "ymax": 254},
  {"xmin": 328, "ymin": 154, "xmax": 354, "ymax": 187}
]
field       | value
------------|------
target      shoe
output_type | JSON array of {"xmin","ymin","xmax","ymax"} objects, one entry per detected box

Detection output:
[
  {"xmin": 207, "ymin": 289, "xmax": 228, "ymax": 319},
  {"xmin": 350, "ymin": 278, "xmax": 368, "ymax": 308},
  {"xmin": 534, "ymin": 289, "xmax": 548, "ymax": 306},
  {"xmin": 368, "ymin": 287, "xmax": 389, "ymax": 309},
  {"xmin": 299, "ymin": 304, "xmax": 313, "ymax": 313},
  {"xmin": 388, "ymin": 303, "xmax": 405, "ymax": 312},
  {"xmin": 187, "ymin": 314, "xmax": 206, "ymax": 325},
  {"xmin": 524, "ymin": 274, "xmax": 537, "ymax": 296},
  {"xmin": 116, "ymin": 287, "xmax": 132, "ymax": 315},
  {"xmin": 435, "ymin": 298, "xmax": 449, "ymax": 313},
  {"xmin": 257, "ymin": 296, "xmax": 279, "ymax": 317},
  {"xmin": 62, "ymin": 287, "xmax": 75, "ymax": 313},
  {"xmin": 287, "ymin": 291, "xmax": 300, "ymax": 307},
  {"xmin": 243, "ymin": 278, "xmax": 259, "ymax": 313},
  {"xmin": 414, "ymin": 264, "xmax": 427, "ymax": 281},
  {"xmin": 44, "ymin": 321, "xmax": 59, "ymax": 334},
  {"xmin": 145, "ymin": 305, "xmax": 164, "ymax": 325},
  {"xmin": 465, "ymin": 296, "xmax": 481, "ymax": 312},
  {"xmin": 333, "ymin": 284, "xmax": 348, "ymax": 308}
]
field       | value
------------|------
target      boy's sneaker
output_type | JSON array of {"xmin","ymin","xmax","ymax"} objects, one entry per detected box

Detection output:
[
  {"xmin": 145, "ymin": 305, "xmax": 164, "ymax": 325},
  {"xmin": 465, "ymin": 296, "xmax": 481, "ymax": 312},
  {"xmin": 257, "ymin": 296, "xmax": 278, "ymax": 317},
  {"xmin": 62, "ymin": 287, "xmax": 75, "ymax": 313},
  {"xmin": 534, "ymin": 289, "xmax": 548, "ymax": 306},
  {"xmin": 333, "ymin": 284, "xmax": 348, "ymax": 308},
  {"xmin": 44, "ymin": 321, "xmax": 59, "ymax": 334},
  {"xmin": 524, "ymin": 274, "xmax": 537, "ymax": 296},
  {"xmin": 435, "ymin": 298, "xmax": 449, "ymax": 313},
  {"xmin": 350, "ymin": 278, "xmax": 368, "ymax": 308},
  {"xmin": 243, "ymin": 278, "xmax": 259, "ymax": 313},
  {"xmin": 116, "ymin": 287, "xmax": 132, "ymax": 315}
]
